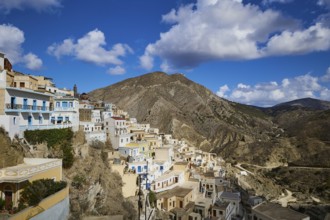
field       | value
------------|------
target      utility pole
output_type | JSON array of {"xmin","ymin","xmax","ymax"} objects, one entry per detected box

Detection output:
[
  {"xmin": 145, "ymin": 160, "xmax": 148, "ymax": 220},
  {"xmin": 138, "ymin": 175, "xmax": 142, "ymax": 220}
]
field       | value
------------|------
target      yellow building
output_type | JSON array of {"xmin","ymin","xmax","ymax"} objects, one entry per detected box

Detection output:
[
  {"xmin": 156, "ymin": 187, "xmax": 193, "ymax": 211},
  {"xmin": 0, "ymin": 158, "xmax": 63, "ymax": 210},
  {"xmin": 12, "ymin": 72, "xmax": 39, "ymax": 91}
]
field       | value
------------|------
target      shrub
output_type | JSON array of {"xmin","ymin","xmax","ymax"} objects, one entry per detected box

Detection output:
[
  {"xmin": 148, "ymin": 190, "xmax": 157, "ymax": 208},
  {"xmin": 24, "ymin": 128, "xmax": 73, "ymax": 148},
  {"xmin": 71, "ymin": 174, "xmax": 86, "ymax": 189},
  {"xmin": 19, "ymin": 179, "xmax": 67, "ymax": 207},
  {"xmin": 0, "ymin": 197, "xmax": 5, "ymax": 210}
]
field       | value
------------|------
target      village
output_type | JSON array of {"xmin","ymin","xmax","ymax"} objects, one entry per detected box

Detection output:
[{"xmin": 0, "ymin": 52, "xmax": 311, "ymax": 220}]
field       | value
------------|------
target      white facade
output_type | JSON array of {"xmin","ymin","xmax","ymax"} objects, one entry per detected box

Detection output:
[
  {"xmin": 91, "ymin": 110, "xmax": 101, "ymax": 123},
  {"xmin": 52, "ymin": 96, "xmax": 79, "ymax": 131},
  {"xmin": 80, "ymin": 121, "xmax": 106, "ymax": 143},
  {"xmin": 119, "ymin": 146, "xmax": 140, "ymax": 157},
  {"xmin": 152, "ymin": 170, "xmax": 184, "ymax": 192},
  {"xmin": 3, "ymin": 87, "xmax": 53, "ymax": 137},
  {"xmin": 105, "ymin": 117, "xmax": 131, "ymax": 149},
  {"xmin": 102, "ymin": 111, "xmax": 113, "ymax": 121}
]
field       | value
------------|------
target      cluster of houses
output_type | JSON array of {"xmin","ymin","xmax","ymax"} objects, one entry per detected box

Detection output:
[{"xmin": 0, "ymin": 52, "xmax": 310, "ymax": 220}]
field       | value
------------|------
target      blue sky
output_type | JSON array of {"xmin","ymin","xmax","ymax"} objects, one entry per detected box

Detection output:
[{"xmin": 0, "ymin": 0, "xmax": 330, "ymax": 106}]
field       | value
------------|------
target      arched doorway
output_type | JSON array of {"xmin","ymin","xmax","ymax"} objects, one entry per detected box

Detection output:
[{"xmin": 4, "ymin": 185, "xmax": 13, "ymax": 210}]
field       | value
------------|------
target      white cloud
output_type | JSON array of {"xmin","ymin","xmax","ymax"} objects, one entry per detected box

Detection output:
[
  {"xmin": 0, "ymin": 0, "xmax": 61, "ymax": 13},
  {"xmin": 107, "ymin": 65, "xmax": 126, "ymax": 75},
  {"xmin": 139, "ymin": 45, "xmax": 154, "ymax": 70},
  {"xmin": 0, "ymin": 24, "xmax": 43, "ymax": 70},
  {"xmin": 217, "ymin": 70, "xmax": 330, "ymax": 106},
  {"xmin": 48, "ymin": 29, "xmax": 133, "ymax": 67},
  {"xmin": 264, "ymin": 23, "xmax": 330, "ymax": 55},
  {"xmin": 140, "ymin": 0, "xmax": 330, "ymax": 70},
  {"xmin": 216, "ymin": 84, "xmax": 230, "ymax": 98},
  {"xmin": 23, "ymin": 53, "xmax": 43, "ymax": 70}
]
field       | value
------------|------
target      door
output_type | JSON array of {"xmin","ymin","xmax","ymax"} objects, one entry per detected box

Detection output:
[
  {"xmin": 23, "ymin": 98, "xmax": 28, "ymax": 110},
  {"xmin": 5, "ymin": 191, "xmax": 12, "ymax": 210},
  {"xmin": 28, "ymin": 116, "xmax": 32, "ymax": 126},
  {"xmin": 42, "ymin": 101, "xmax": 46, "ymax": 111},
  {"xmin": 33, "ymin": 100, "xmax": 37, "ymax": 110},
  {"xmin": 10, "ymin": 97, "xmax": 16, "ymax": 109}
]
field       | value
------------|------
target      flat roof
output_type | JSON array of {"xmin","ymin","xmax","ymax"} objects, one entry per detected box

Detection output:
[
  {"xmin": 157, "ymin": 186, "xmax": 192, "ymax": 199},
  {"xmin": 0, "ymin": 158, "xmax": 62, "ymax": 183},
  {"xmin": 220, "ymin": 191, "xmax": 240, "ymax": 200},
  {"xmin": 253, "ymin": 203, "xmax": 309, "ymax": 220},
  {"xmin": 7, "ymin": 87, "xmax": 54, "ymax": 97}
]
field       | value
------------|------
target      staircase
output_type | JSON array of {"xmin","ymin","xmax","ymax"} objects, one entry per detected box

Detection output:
[{"xmin": 16, "ymin": 137, "xmax": 35, "ymax": 157}]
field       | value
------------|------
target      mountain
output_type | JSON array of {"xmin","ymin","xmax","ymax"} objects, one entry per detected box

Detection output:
[
  {"xmin": 89, "ymin": 72, "xmax": 280, "ymax": 162},
  {"xmin": 89, "ymin": 72, "xmax": 330, "ymax": 165},
  {"xmin": 273, "ymin": 97, "xmax": 330, "ymax": 111}
]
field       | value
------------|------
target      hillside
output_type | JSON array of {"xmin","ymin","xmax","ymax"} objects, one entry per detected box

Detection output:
[
  {"xmin": 89, "ymin": 72, "xmax": 330, "ymax": 168},
  {"xmin": 89, "ymin": 72, "xmax": 278, "ymax": 160}
]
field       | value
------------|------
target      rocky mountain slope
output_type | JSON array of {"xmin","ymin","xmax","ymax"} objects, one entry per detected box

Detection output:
[
  {"xmin": 89, "ymin": 72, "xmax": 330, "ymax": 167},
  {"xmin": 89, "ymin": 72, "xmax": 273, "ymax": 151}
]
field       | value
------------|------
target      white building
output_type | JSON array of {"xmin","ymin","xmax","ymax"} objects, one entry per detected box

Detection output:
[
  {"xmin": 105, "ymin": 117, "xmax": 131, "ymax": 149},
  {"xmin": 52, "ymin": 96, "xmax": 79, "ymax": 131},
  {"xmin": 80, "ymin": 121, "xmax": 106, "ymax": 143},
  {"xmin": 0, "ymin": 56, "xmax": 55, "ymax": 138},
  {"xmin": 91, "ymin": 110, "xmax": 101, "ymax": 123}
]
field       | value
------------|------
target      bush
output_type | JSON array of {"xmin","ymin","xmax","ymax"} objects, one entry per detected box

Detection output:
[
  {"xmin": 19, "ymin": 179, "xmax": 67, "ymax": 207},
  {"xmin": 24, "ymin": 128, "xmax": 73, "ymax": 148},
  {"xmin": 71, "ymin": 174, "xmax": 86, "ymax": 189},
  {"xmin": 0, "ymin": 197, "xmax": 5, "ymax": 210},
  {"xmin": 148, "ymin": 190, "xmax": 157, "ymax": 208}
]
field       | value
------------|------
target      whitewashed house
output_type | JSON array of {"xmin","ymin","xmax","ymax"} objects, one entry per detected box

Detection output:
[
  {"xmin": 104, "ymin": 116, "xmax": 131, "ymax": 149},
  {"xmin": 80, "ymin": 121, "xmax": 106, "ymax": 143},
  {"xmin": 52, "ymin": 96, "xmax": 79, "ymax": 131},
  {"xmin": 0, "ymin": 55, "xmax": 55, "ymax": 138}
]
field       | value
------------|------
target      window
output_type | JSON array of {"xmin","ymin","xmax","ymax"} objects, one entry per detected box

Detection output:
[
  {"xmin": 56, "ymin": 102, "xmax": 60, "ymax": 107},
  {"xmin": 13, "ymin": 117, "xmax": 16, "ymax": 125},
  {"xmin": 19, "ymin": 82, "xmax": 25, "ymax": 88},
  {"xmin": 39, "ymin": 116, "xmax": 43, "ymax": 124},
  {"xmin": 62, "ymin": 102, "xmax": 68, "ymax": 108},
  {"xmin": 69, "ymin": 102, "xmax": 73, "ymax": 107}
]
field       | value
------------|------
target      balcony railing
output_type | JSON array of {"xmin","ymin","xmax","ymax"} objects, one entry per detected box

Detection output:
[
  {"xmin": 54, "ymin": 106, "xmax": 76, "ymax": 111},
  {"xmin": 19, "ymin": 124, "xmax": 72, "ymax": 131},
  {"xmin": 5, "ymin": 104, "xmax": 53, "ymax": 112}
]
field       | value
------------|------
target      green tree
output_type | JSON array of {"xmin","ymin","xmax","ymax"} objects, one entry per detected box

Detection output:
[{"xmin": 19, "ymin": 179, "xmax": 67, "ymax": 207}]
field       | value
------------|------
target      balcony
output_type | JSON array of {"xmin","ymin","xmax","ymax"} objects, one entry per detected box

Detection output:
[
  {"xmin": 5, "ymin": 104, "xmax": 53, "ymax": 113},
  {"xmin": 54, "ymin": 106, "xmax": 77, "ymax": 112},
  {"xmin": 19, "ymin": 123, "xmax": 72, "ymax": 131}
]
